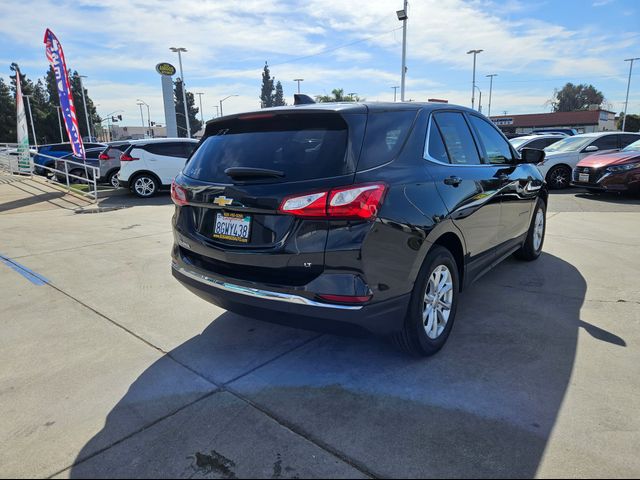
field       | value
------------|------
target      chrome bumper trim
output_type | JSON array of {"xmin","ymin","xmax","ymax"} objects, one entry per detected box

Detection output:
[{"xmin": 173, "ymin": 264, "xmax": 363, "ymax": 311}]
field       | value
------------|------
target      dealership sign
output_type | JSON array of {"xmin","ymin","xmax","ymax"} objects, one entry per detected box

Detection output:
[
  {"xmin": 493, "ymin": 118, "xmax": 514, "ymax": 126},
  {"xmin": 156, "ymin": 63, "xmax": 177, "ymax": 76}
]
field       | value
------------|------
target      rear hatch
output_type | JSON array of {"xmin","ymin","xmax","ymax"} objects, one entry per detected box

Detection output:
[{"xmin": 174, "ymin": 109, "xmax": 366, "ymax": 285}]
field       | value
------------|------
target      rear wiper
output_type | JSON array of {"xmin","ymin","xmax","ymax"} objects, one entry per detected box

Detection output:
[{"xmin": 224, "ymin": 167, "xmax": 285, "ymax": 179}]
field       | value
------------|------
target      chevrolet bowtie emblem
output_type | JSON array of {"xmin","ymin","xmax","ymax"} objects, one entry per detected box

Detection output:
[{"xmin": 213, "ymin": 196, "xmax": 234, "ymax": 207}]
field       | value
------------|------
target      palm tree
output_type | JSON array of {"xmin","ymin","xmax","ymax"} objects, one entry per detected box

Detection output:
[{"xmin": 315, "ymin": 88, "xmax": 362, "ymax": 103}]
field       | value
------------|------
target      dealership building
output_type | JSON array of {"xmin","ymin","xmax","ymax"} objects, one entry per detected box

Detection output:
[{"xmin": 490, "ymin": 109, "xmax": 617, "ymax": 135}]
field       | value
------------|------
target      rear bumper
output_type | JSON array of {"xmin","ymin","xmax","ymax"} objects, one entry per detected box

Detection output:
[
  {"xmin": 119, "ymin": 179, "xmax": 130, "ymax": 190},
  {"xmin": 171, "ymin": 252, "xmax": 409, "ymax": 337}
]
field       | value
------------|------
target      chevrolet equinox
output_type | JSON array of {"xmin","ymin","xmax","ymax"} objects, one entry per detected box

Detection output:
[{"xmin": 171, "ymin": 100, "xmax": 548, "ymax": 356}]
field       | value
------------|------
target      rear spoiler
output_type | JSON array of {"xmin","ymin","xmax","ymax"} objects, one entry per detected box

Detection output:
[{"xmin": 294, "ymin": 94, "xmax": 315, "ymax": 105}]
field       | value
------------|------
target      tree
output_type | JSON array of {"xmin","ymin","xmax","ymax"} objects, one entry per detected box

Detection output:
[
  {"xmin": 274, "ymin": 81, "xmax": 286, "ymax": 107},
  {"xmin": 174, "ymin": 79, "xmax": 202, "ymax": 138},
  {"xmin": 550, "ymin": 83, "xmax": 605, "ymax": 112},
  {"xmin": 315, "ymin": 88, "xmax": 363, "ymax": 103},
  {"xmin": 260, "ymin": 62, "xmax": 276, "ymax": 108},
  {"xmin": 0, "ymin": 77, "xmax": 16, "ymax": 143},
  {"xmin": 617, "ymin": 113, "xmax": 640, "ymax": 133}
]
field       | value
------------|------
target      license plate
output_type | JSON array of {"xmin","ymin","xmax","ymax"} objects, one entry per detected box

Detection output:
[
  {"xmin": 213, "ymin": 212, "xmax": 251, "ymax": 243},
  {"xmin": 579, "ymin": 173, "xmax": 590, "ymax": 183}
]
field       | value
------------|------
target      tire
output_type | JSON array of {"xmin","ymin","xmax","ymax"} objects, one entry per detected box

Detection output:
[
  {"xmin": 546, "ymin": 165, "xmax": 571, "ymax": 190},
  {"xmin": 107, "ymin": 170, "xmax": 120, "ymax": 188},
  {"xmin": 131, "ymin": 173, "xmax": 159, "ymax": 198},
  {"xmin": 392, "ymin": 246, "xmax": 460, "ymax": 357},
  {"xmin": 69, "ymin": 169, "xmax": 86, "ymax": 184},
  {"xmin": 514, "ymin": 199, "xmax": 546, "ymax": 261}
]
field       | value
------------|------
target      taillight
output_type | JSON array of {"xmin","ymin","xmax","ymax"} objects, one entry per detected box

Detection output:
[
  {"xmin": 98, "ymin": 153, "xmax": 110, "ymax": 160},
  {"xmin": 279, "ymin": 183, "xmax": 386, "ymax": 220},
  {"xmin": 171, "ymin": 181, "xmax": 189, "ymax": 206},
  {"xmin": 120, "ymin": 153, "xmax": 138, "ymax": 161}
]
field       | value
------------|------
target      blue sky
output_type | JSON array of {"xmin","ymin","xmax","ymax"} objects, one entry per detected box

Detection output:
[{"xmin": 1, "ymin": 0, "xmax": 638, "ymax": 128}]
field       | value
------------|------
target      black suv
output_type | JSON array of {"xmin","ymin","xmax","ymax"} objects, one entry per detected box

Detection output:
[{"xmin": 171, "ymin": 102, "xmax": 547, "ymax": 356}]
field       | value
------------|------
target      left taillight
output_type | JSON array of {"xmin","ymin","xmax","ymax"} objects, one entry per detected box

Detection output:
[
  {"xmin": 279, "ymin": 183, "xmax": 386, "ymax": 220},
  {"xmin": 98, "ymin": 153, "xmax": 110, "ymax": 160},
  {"xmin": 171, "ymin": 181, "xmax": 189, "ymax": 206}
]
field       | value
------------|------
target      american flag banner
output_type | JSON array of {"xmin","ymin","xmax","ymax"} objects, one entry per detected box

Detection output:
[{"xmin": 44, "ymin": 28, "xmax": 85, "ymax": 158}]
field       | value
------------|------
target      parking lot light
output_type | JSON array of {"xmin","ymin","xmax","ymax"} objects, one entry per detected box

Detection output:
[
  {"xmin": 467, "ymin": 49, "xmax": 483, "ymax": 110},
  {"xmin": 170, "ymin": 47, "xmax": 191, "ymax": 138},
  {"xmin": 486, "ymin": 74, "xmax": 497, "ymax": 117},
  {"xmin": 623, "ymin": 58, "xmax": 640, "ymax": 132}
]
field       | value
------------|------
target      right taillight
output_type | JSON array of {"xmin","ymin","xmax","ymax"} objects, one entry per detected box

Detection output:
[
  {"xmin": 120, "ymin": 153, "xmax": 138, "ymax": 161},
  {"xmin": 279, "ymin": 183, "xmax": 386, "ymax": 220},
  {"xmin": 171, "ymin": 180, "xmax": 189, "ymax": 206}
]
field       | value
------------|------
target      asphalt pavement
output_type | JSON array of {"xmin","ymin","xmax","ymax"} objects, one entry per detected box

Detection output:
[{"xmin": 0, "ymin": 178, "xmax": 638, "ymax": 478}]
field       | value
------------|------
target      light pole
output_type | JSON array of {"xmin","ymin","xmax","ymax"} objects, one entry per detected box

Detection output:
[
  {"xmin": 195, "ymin": 92, "xmax": 205, "ymax": 124},
  {"xmin": 77, "ymin": 75, "xmax": 93, "ymax": 140},
  {"xmin": 213, "ymin": 105, "xmax": 220, "ymax": 118},
  {"xmin": 486, "ymin": 74, "xmax": 497, "ymax": 117},
  {"xmin": 391, "ymin": 86, "xmax": 400, "ymax": 102},
  {"xmin": 170, "ymin": 47, "xmax": 191, "ymax": 137},
  {"xmin": 474, "ymin": 86, "xmax": 483, "ymax": 114},
  {"xmin": 136, "ymin": 102, "xmax": 145, "ymax": 129},
  {"xmin": 137, "ymin": 99, "xmax": 151, "ymax": 137},
  {"xmin": 294, "ymin": 79, "xmax": 304, "ymax": 94},
  {"xmin": 622, "ymin": 57, "xmax": 640, "ymax": 132},
  {"xmin": 467, "ymin": 49, "xmax": 483, "ymax": 110},
  {"xmin": 397, "ymin": 2, "xmax": 408, "ymax": 102},
  {"xmin": 219, "ymin": 94, "xmax": 239, "ymax": 117},
  {"xmin": 22, "ymin": 95, "xmax": 38, "ymax": 149}
]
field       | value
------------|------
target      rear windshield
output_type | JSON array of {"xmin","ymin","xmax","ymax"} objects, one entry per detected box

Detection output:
[{"xmin": 183, "ymin": 113, "xmax": 349, "ymax": 183}]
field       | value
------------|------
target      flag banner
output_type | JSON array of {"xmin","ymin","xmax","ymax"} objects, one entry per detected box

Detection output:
[
  {"xmin": 15, "ymin": 70, "xmax": 32, "ymax": 173},
  {"xmin": 44, "ymin": 28, "xmax": 85, "ymax": 158}
]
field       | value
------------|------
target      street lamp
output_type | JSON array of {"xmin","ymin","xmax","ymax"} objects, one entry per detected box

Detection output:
[
  {"xmin": 486, "ymin": 74, "xmax": 497, "ymax": 117},
  {"xmin": 474, "ymin": 86, "xmax": 483, "ymax": 114},
  {"xmin": 397, "ymin": 1, "xmax": 408, "ymax": 102},
  {"xmin": 77, "ymin": 74, "xmax": 93, "ymax": 140},
  {"xmin": 294, "ymin": 79, "xmax": 304, "ymax": 94},
  {"xmin": 391, "ymin": 86, "xmax": 400, "ymax": 102},
  {"xmin": 622, "ymin": 57, "xmax": 640, "ymax": 132},
  {"xmin": 136, "ymin": 99, "xmax": 151, "ymax": 137},
  {"xmin": 219, "ymin": 94, "xmax": 239, "ymax": 117},
  {"xmin": 195, "ymin": 92, "xmax": 205, "ymax": 124},
  {"xmin": 22, "ymin": 95, "xmax": 38, "ymax": 149},
  {"xmin": 467, "ymin": 49, "xmax": 483, "ymax": 110},
  {"xmin": 170, "ymin": 47, "xmax": 191, "ymax": 137}
]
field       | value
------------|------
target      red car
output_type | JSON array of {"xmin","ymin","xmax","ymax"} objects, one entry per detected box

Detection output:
[{"xmin": 572, "ymin": 139, "xmax": 640, "ymax": 194}]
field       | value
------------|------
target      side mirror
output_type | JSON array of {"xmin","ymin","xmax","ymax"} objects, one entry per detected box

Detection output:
[
  {"xmin": 584, "ymin": 145, "xmax": 599, "ymax": 153},
  {"xmin": 520, "ymin": 148, "xmax": 545, "ymax": 164}
]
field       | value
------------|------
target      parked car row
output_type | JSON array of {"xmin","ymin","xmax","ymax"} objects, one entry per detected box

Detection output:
[{"xmin": 509, "ymin": 131, "xmax": 640, "ymax": 190}]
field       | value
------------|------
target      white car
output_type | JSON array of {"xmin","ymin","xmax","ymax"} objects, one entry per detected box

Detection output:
[
  {"xmin": 539, "ymin": 132, "xmax": 640, "ymax": 189},
  {"xmin": 509, "ymin": 134, "xmax": 564, "ymax": 153},
  {"xmin": 118, "ymin": 138, "xmax": 198, "ymax": 197}
]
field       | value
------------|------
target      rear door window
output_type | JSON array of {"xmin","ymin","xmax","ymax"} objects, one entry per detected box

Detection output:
[
  {"xmin": 183, "ymin": 113, "xmax": 350, "ymax": 183},
  {"xmin": 432, "ymin": 112, "xmax": 481, "ymax": 165},
  {"xmin": 620, "ymin": 134, "xmax": 640, "ymax": 149},
  {"xmin": 526, "ymin": 138, "xmax": 549, "ymax": 150},
  {"xmin": 358, "ymin": 110, "xmax": 416, "ymax": 170}
]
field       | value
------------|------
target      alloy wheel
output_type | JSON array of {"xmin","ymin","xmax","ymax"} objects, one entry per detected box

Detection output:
[
  {"xmin": 533, "ymin": 208, "xmax": 545, "ymax": 251},
  {"xmin": 423, "ymin": 265, "xmax": 454, "ymax": 339},
  {"xmin": 134, "ymin": 176, "xmax": 155, "ymax": 197}
]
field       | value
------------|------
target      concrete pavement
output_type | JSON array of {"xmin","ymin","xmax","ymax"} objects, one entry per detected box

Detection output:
[{"xmin": 0, "ymin": 179, "xmax": 638, "ymax": 478}]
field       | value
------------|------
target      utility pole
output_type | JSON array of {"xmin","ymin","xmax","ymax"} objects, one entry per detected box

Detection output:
[
  {"xmin": 78, "ymin": 75, "xmax": 93, "ymax": 140},
  {"xmin": 486, "ymin": 74, "xmax": 497, "ymax": 117},
  {"xmin": 196, "ymin": 92, "xmax": 205, "ymax": 124},
  {"xmin": 397, "ymin": 1, "xmax": 408, "ymax": 102},
  {"xmin": 23, "ymin": 95, "xmax": 38, "ymax": 149},
  {"xmin": 170, "ymin": 47, "xmax": 191, "ymax": 137},
  {"xmin": 467, "ymin": 49, "xmax": 483, "ymax": 110},
  {"xmin": 391, "ymin": 86, "xmax": 400, "ymax": 102},
  {"xmin": 622, "ymin": 57, "xmax": 640, "ymax": 132},
  {"xmin": 294, "ymin": 79, "xmax": 304, "ymax": 94}
]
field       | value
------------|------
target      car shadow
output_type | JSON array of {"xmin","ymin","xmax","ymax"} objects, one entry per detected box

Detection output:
[
  {"xmin": 97, "ymin": 191, "xmax": 173, "ymax": 208},
  {"xmin": 68, "ymin": 253, "xmax": 616, "ymax": 478},
  {"xmin": 574, "ymin": 191, "xmax": 640, "ymax": 205}
]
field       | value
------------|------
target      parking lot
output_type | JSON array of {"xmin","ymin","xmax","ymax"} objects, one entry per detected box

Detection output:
[{"xmin": 1, "ymin": 176, "xmax": 639, "ymax": 478}]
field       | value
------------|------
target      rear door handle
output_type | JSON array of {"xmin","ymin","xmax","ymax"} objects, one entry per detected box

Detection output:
[{"xmin": 444, "ymin": 176, "xmax": 462, "ymax": 186}]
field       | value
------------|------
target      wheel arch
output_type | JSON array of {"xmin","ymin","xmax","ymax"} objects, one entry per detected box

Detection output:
[
  {"xmin": 430, "ymin": 231, "xmax": 465, "ymax": 291},
  {"xmin": 130, "ymin": 170, "xmax": 162, "ymax": 186}
]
